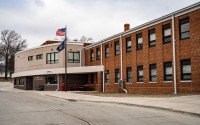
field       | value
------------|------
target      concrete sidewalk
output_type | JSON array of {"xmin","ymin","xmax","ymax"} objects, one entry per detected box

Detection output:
[{"xmin": 1, "ymin": 82, "xmax": 200, "ymax": 116}]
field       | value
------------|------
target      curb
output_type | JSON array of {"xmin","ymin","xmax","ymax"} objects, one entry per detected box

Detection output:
[{"xmin": 44, "ymin": 94, "xmax": 200, "ymax": 117}]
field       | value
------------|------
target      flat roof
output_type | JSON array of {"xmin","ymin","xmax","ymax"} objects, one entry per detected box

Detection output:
[{"xmin": 15, "ymin": 41, "xmax": 84, "ymax": 56}]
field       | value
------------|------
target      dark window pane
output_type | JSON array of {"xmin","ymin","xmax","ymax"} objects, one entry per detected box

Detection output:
[
  {"xmin": 137, "ymin": 66, "xmax": 143, "ymax": 82},
  {"xmin": 181, "ymin": 59, "xmax": 191, "ymax": 80},
  {"xmin": 150, "ymin": 64, "xmax": 157, "ymax": 82},
  {"xmin": 180, "ymin": 17, "xmax": 190, "ymax": 40}
]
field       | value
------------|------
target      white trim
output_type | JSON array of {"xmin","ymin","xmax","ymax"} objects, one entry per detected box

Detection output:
[
  {"xmin": 84, "ymin": 2, "xmax": 200, "ymax": 50},
  {"xmin": 137, "ymin": 82, "xmax": 144, "ymax": 84},
  {"xmin": 164, "ymin": 81, "xmax": 173, "ymax": 83},
  {"xmin": 172, "ymin": 14, "xmax": 177, "ymax": 95},
  {"xmin": 12, "ymin": 66, "xmax": 104, "ymax": 78},
  {"xmin": 180, "ymin": 80, "xmax": 192, "ymax": 83},
  {"xmin": 149, "ymin": 82, "xmax": 157, "ymax": 84},
  {"xmin": 115, "ymin": 83, "xmax": 119, "ymax": 84},
  {"xmin": 16, "ymin": 41, "xmax": 84, "ymax": 56},
  {"xmin": 102, "ymin": 69, "xmax": 105, "ymax": 92},
  {"xmin": 19, "ymin": 85, "xmax": 25, "ymax": 86}
]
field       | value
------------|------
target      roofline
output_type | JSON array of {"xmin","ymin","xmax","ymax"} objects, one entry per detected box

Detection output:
[
  {"xmin": 15, "ymin": 41, "xmax": 84, "ymax": 56},
  {"xmin": 84, "ymin": 2, "xmax": 200, "ymax": 50}
]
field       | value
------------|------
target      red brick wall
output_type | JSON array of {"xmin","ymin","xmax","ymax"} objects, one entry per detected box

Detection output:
[{"xmin": 85, "ymin": 9, "xmax": 200, "ymax": 94}]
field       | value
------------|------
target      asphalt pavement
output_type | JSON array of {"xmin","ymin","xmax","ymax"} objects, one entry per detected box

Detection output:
[
  {"xmin": 1, "ymin": 88, "xmax": 200, "ymax": 125},
  {"xmin": 1, "ymin": 81, "xmax": 200, "ymax": 117}
]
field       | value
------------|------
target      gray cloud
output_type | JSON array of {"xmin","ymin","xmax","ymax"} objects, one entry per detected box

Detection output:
[{"xmin": 0, "ymin": 0, "xmax": 199, "ymax": 48}]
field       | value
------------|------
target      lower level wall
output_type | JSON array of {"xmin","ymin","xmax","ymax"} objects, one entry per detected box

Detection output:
[
  {"xmin": 105, "ymin": 81, "xmax": 200, "ymax": 94},
  {"xmin": 13, "ymin": 73, "xmax": 200, "ymax": 94}
]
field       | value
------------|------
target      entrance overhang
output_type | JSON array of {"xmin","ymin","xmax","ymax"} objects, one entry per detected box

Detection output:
[{"xmin": 12, "ymin": 66, "xmax": 104, "ymax": 78}]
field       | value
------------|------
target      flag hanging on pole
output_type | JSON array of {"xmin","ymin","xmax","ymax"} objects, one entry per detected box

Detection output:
[
  {"xmin": 56, "ymin": 28, "xmax": 66, "ymax": 36},
  {"xmin": 56, "ymin": 39, "xmax": 66, "ymax": 52}
]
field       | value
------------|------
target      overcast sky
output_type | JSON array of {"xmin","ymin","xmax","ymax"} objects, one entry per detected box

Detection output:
[{"xmin": 0, "ymin": 0, "xmax": 199, "ymax": 48}]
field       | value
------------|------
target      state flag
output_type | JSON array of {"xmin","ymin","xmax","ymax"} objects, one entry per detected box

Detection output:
[{"xmin": 56, "ymin": 39, "xmax": 66, "ymax": 52}]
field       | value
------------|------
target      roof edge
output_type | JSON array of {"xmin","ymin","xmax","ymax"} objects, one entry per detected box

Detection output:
[{"xmin": 84, "ymin": 2, "xmax": 200, "ymax": 50}]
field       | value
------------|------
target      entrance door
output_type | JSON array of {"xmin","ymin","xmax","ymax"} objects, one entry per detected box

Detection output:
[{"xmin": 26, "ymin": 76, "xmax": 33, "ymax": 90}]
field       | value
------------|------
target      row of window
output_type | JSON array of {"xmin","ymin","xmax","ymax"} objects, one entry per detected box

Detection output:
[
  {"xmin": 90, "ymin": 17, "xmax": 190, "ymax": 61},
  {"xmin": 28, "ymin": 54, "xmax": 43, "ymax": 61},
  {"xmin": 105, "ymin": 59, "xmax": 191, "ymax": 83},
  {"xmin": 28, "ymin": 52, "xmax": 80, "ymax": 64}
]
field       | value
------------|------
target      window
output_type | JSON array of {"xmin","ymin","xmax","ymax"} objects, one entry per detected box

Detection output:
[
  {"xmin": 105, "ymin": 44, "xmax": 109, "ymax": 58},
  {"xmin": 164, "ymin": 62, "xmax": 172, "ymax": 81},
  {"xmin": 181, "ymin": 59, "xmax": 191, "ymax": 80},
  {"xmin": 68, "ymin": 52, "xmax": 80, "ymax": 63},
  {"xmin": 46, "ymin": 52, "xmax": 59, "ymax": 64},
  {"xmin": 149, "ymin": 29, "xmax": 156, "ymax": 47},
  {"xmin": 126, "ymin": 37, "xmax": 131, "ymax": 52},
  {"xmin": 137, "ymin": 66, "xmax": 143, "ymax": 82},
  {"xmin": 136, "ymin": 33, "xmax": 143, "ymax": 50},
  {"xmin": 150, "ymin": 64, "xmax": 157, "ymax": 82},
  {"xmin": 180, "ymin": 17, "xmax": 190, "ymax": 40},
  {"xmin": 46, "ymin": 75, "xmax": 57, "ymax": 84},
  {"xmin": 96, "ymin": 47, "xmax": 100, "ymax": 60},
  {"xmin": 105, "ymin": 70, "xmax": 110, "ymax": 83},
  {"xmin": 28, "ymin": 56, "xmax": 33, "ymax": 61},
  {"xmin": 90, "ymin": 50, "xmax": 94, "ymax": 61},
  {"xmin": 115, "ymin": 40, "xmax": 120, "ymax": 55},
  {"xmin": 126, "ymin": 67, "xmax": 132, "ymax": 83},
  {"xmin": 19, "ymin": 78, "xmax": 24, "ymax": 85},
  {"xmin": 163, "ymin": 24, "xmax": 171, "ymax": 43},
  {"xmin": 36, "ymin": 54, "xmax": 43, "ymax": 60},
  {"xmin": 115, "ymin": 69, "xmax": 120, "ymax": 83}
]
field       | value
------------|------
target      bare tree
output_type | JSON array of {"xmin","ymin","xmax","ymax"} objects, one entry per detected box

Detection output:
[
  {"xmin": 80, "ymin": 36, "xmax": 93, "ymax": 43},
  {"xmin": 0, "ymin": 30, "xmax": 27, "ymax": 79}
]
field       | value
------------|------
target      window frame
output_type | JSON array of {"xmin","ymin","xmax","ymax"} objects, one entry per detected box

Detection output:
[
  {"xmin": 181, "ymin": 59, "xmax": 191, "ymax": 80},
  {"xmin": 36, "ymin": 54, "xmax": 43, "ymax": 60},
  {"xmin": 115, "ymin": 69, "xmax": 120, "ymax": 83},
  {"xmin": 136, "ymin": 33, "xmax": 143, "ymax": 50},
  {"xmin": 163, "ymin": 23, "xmax": 171, "ymax": 44},
  {"xmin": 46, "ymin": 75, "xmax": 57, "ymax": 84},
  {"xmin": 19, "ymin": 78, "xmax": 25, "ymax": 86},
  {"xmin": 105, "ymin": 44, "xmax": 109, "ymax": 58},
  {"xmin": 90, "ymin": 49, "xmax": 94, "ymax": 61},
  {"xmin": 126, "ymin": 36, "xmax": 131, "ymax": 53},
  {"xmin": 150, "ymin": 64, "xmax": 157, "ymax": 82},
  {"xmin": 96, "ymin": 47, "xmax": 100, "ymax": 60},
  {"xmin": 46, "ymin": 52, "xmax": 59, "ymax": 64},
  {"xmin": 148, "ymin": 29, "xmax": 156, "ymax": 47},
  {"xmin": 115, "ymin": 40, "xmax": 120, "ymax": 56},
  {"xmin": 68, "ymin": 52, "xmax": 80, "ymax": 63},
  {"xmin": 28, "ymin": 56, "xmax": 33, "ymax": 61},
  {"xmin": 105, "ymin": 70, "xmax": 110, "ymax": 83},
  {"xmin": 179, "ymin": 17, "xmax": 190, "ymax": 40},
  {"xmin": 137, "ymin": 66, "xmax": 143, "ymax": 82},
  {"xmin": 126, "ymin": 67, "xmax": 132, "ymax": 83},
  {"xmin": 164, "ymin": 61, "xmax": 172, "ymax": 81}
]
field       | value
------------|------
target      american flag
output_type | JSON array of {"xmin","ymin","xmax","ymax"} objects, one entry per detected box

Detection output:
[{"xmin": 56, "ymin": 28, "xmax": 66, "ymax": 36}]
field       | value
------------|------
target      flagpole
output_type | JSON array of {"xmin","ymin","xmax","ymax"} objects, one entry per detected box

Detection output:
[{"xmin": 64, "ymin": 26, "xmax": 67, "ymax": 92}]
